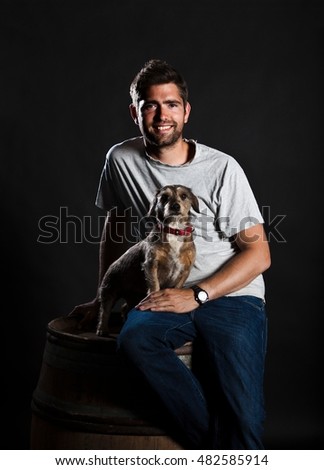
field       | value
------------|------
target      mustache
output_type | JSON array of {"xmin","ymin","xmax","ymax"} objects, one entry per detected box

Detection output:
[{"xmin": 153, "ymin": 120, "xmax": 176, "ymax": 126}]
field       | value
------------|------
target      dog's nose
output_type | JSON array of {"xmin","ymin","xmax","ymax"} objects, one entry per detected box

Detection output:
[{"xmin": 171, "ymin": 203, "xmax": 181, "ymax": 212}]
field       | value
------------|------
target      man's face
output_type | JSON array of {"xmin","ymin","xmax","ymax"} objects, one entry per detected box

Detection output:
[{"xmin": 130, "ymin": 83, "xmax": 191, "ymax": 148}]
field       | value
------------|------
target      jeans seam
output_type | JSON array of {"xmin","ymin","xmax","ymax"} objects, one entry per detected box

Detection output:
[
  {"xmin": 162, "ymin": 318, "xmax": 195, "ymax": 345},
  {"xmin": 240, "ymin": 298, "xmax": 265, "ymax": 312}
]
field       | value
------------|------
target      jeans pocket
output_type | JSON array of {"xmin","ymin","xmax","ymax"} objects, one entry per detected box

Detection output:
[{"xmin": 240, "ymin": 296, "xmax": 265, "ymax": 312}]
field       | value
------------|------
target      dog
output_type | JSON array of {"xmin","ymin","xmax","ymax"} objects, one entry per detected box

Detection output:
[{"xmin": 96, "ymin": 184, "xmax": 199, "ymax": 336}]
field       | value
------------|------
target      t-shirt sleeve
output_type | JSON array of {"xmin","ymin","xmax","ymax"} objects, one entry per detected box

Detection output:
[
  {"xmin": 216, "ymin": 157, "xmax": 264, "ymax": 238},
  {"xmin": 95, "ymin": 149, "xmax": 122, "ymax": 212}
]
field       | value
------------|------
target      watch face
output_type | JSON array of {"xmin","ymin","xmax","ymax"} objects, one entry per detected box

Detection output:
[{"xmin": 198, "ymin": 290, "xmax": 208, "ymax": 302}]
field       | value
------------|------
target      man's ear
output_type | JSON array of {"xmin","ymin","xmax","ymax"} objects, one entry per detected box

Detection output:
[
  {"xmin": 184, "ymin": 101, "xmax": 191, "ymax": 124},
  {"xmin": 129, "ymin": 104, "xmax": 139, "ymax": 125}
]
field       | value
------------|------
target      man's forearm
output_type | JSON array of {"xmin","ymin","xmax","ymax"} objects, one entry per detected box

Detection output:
[
  {"xmin": 97, "ymin": 212, "xmax": 134, "ymax": 291},
  {"xmin": 199, "ymin": 245, "xmax": 270, "ymax": 301},
  {"xmin": 200, "ymin": 224, "xmax": 271, "ymax": 300}
]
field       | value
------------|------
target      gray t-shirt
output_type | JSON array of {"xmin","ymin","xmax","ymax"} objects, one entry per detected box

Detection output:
[{"xmin": 96, "ymin": 136, "xmax": 265, "ymax": 299}]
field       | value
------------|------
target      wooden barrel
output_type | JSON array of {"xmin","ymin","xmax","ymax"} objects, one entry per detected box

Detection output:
[{"xmin": 31, "ymin": 316, "xmax": 192, "ymax": 449}]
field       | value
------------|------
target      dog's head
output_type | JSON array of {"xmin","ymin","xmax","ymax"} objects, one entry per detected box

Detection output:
[{"xmin": 148, "ymin": 185, "xmax": 199, "ymax": 226}]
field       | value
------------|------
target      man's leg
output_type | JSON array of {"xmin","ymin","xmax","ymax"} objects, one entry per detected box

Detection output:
[
  {"xmin": 117, "ymin": 308, "xmax": 210, "ymax": 449},
  {"xmin": 193, "ymin": 296, "xmax": 268, "ymax": 450}
]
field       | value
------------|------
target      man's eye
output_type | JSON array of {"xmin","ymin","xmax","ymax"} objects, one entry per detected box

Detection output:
[{"xmin": 143, "ymin": 103, "xmax": 156, "ymax": 112}]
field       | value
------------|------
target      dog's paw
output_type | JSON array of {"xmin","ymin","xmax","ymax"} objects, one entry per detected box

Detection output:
[
  {"xmin": 96, "ymin": 326, "xmax": 109, "ymax": 337},
  {"xmin": 68, "ymin": 302, "xmax": 99, "ymax": 331}
]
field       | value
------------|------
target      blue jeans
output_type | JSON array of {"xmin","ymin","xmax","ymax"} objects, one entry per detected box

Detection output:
[{"xmin": 117, "ymin": 295, "xmax": 268, "ymax": 449}]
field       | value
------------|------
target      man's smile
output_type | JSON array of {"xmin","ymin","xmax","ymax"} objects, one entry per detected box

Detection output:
[{"xmin": 153, "ymin": 123, "xmax": 174, "ymax": 133}]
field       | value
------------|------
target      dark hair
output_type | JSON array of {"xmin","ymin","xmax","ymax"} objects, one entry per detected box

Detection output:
[{"xmin": 130, "ymin": 59, "xmax": 188, "ymax": 106}]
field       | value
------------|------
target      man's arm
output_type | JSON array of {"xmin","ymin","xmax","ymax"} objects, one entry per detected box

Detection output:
[
  {"xmin": 68, "ymin": 210, "xmax": 131, "ymax": 318},
  {"xmin": 136, "ymin": 223, "xmax": 271, "ymax": 313},
  {"xmin": 98, "ymin": 211, "xmax": 132, "ymax": 286}
]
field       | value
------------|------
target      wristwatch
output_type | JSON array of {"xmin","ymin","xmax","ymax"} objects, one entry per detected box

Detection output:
[{"xmin": 191, "ymin": 285, "xmax": 209, "ymax": 306}]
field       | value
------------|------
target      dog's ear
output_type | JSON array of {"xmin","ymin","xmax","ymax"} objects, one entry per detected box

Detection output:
[
  {"xmin": 147, "ymin": 190, "xmax": 159, "ymax": 217},
  {"xmin": 190, "ymin": 193, "xmax": 200, "ymax": 213}
]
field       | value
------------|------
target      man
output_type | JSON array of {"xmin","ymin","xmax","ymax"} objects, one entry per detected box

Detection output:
[{"xmin": 71, "ymin": 59, "xmax": 271, "ymax": 449}]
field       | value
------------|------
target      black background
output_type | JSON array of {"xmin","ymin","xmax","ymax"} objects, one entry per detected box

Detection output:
[{"xmin": 1, "ymin": 0, "xmax": 323, "ymax": 449}]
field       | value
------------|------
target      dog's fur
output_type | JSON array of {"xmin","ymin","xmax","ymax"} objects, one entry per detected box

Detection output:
[{"xmin": 96, "ymin": 185, "xmax": 199, "ymax": 336}]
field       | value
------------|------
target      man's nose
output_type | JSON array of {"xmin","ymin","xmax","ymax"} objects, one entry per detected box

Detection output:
[{"xmin": 155, "ymin": 105, "xmax": 169, "ymax": 121}]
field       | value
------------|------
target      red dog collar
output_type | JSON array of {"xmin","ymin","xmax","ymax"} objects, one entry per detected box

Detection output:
[{"xmin": 157, "ymin": 223, "xmax": 194, "ymax": 237}]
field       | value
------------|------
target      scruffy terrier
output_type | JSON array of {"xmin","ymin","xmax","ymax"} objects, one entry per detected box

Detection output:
[{"xmin": 96, "ymin": 185, "xmax": 199, "ymax": 336}]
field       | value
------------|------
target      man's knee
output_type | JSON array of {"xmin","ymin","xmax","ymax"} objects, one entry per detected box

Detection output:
[
  {"xmin": 117, "ymin": 310, "xmax": 157, "ymax": 356},
  {"xmin": 117, "ymin": 319, "xmax": 142, "ymax": 355}
]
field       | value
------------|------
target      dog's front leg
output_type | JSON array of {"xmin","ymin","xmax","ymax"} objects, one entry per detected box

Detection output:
[
  {"xmin": 174, "ymin": 267, "xmax": 192, "ymax": 289},
  {"xmin": 144, "ymin": 260, "xmax": 160, "ymax": 293},
  {"xmin": 96, "ymin": 294, "xmax": 115, "ymax": 336}
]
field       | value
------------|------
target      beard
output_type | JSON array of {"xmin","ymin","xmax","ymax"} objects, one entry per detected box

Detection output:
[{"xmin": 142, "ymin": 122, "xmax": 184, "ymax": 148}]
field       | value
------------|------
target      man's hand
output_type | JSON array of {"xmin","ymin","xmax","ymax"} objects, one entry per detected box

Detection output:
[{"xmin": 135, "ymin": 288, "xmax": 198, "ymax": 314}]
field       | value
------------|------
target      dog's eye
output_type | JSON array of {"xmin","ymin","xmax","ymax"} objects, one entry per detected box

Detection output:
[
  {"xmin": 180, "ymin": 193, "xmax": 188, "ymax": 200},
  {"xmin": 160, "ymin": 194, "xmax": 169, "ymax": 204}
]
